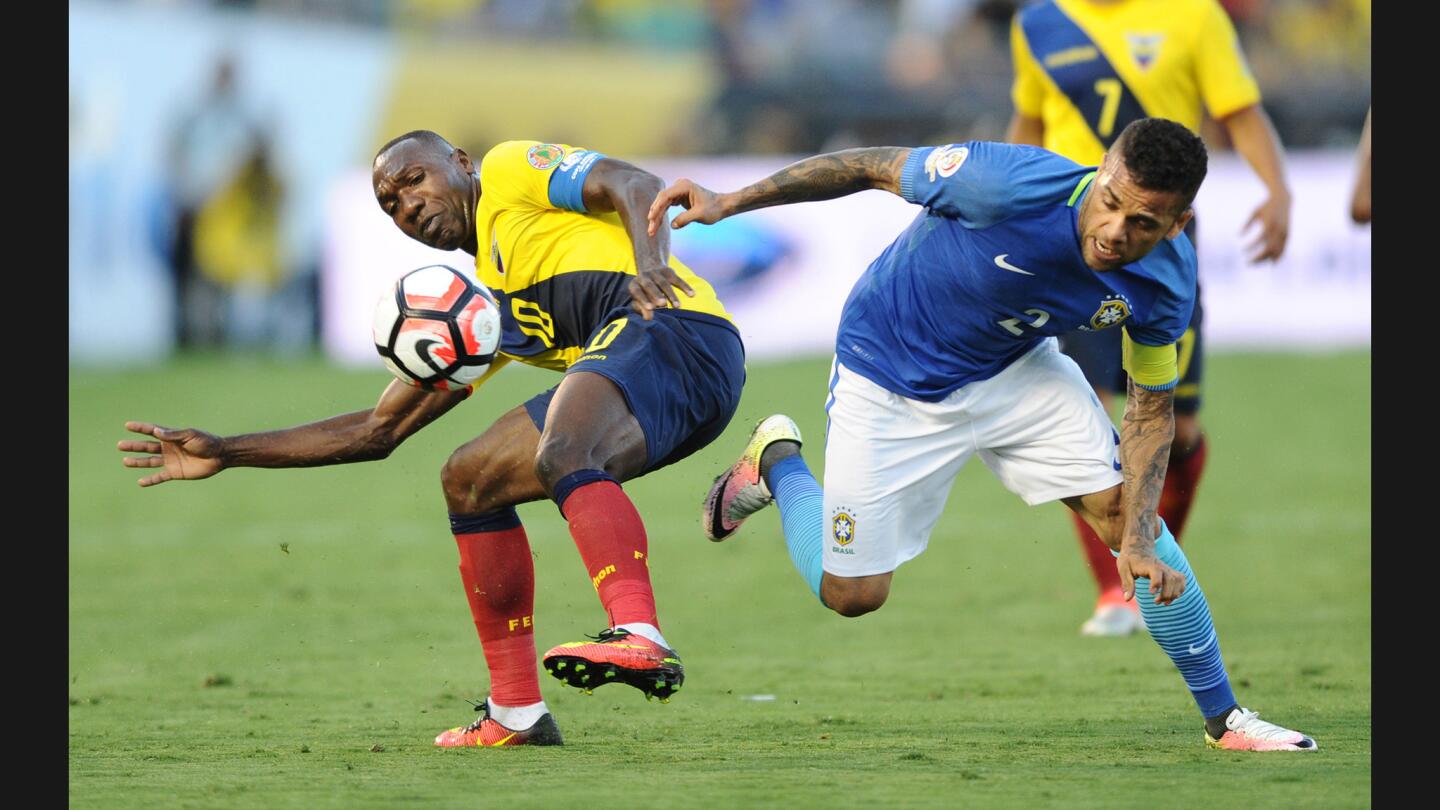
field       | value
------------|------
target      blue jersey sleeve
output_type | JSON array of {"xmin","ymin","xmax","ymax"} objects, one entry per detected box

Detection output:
[
  {"xmin": 546, "ymin": 149, "xmax": 607, "ymax": 212},
  {"xmin": 898, "ymin": 142, "xmax": 1088, "ymax": 228},
  {"xmin": 1126, "ymin": 235, "xmax": 1198, "ymax": 347}
]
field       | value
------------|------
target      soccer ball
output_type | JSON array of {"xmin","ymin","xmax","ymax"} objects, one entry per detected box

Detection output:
[{"xmin": 372, "ymin": 265, "xmax": 502, "ymax": 391}]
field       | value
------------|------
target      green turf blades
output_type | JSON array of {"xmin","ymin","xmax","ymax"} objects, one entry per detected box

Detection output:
[{"xmin": 71, "ymin": 353, "xmax": 1370, "ymax": 807}]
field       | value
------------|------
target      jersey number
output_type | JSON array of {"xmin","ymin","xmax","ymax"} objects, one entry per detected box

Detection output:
[
  {"xmin": 998, "ymin": 309, "xmax": 1051, "ymax": 336},
  {"xmin": 511, "ymin": 299, "xmax": 556, "ymax": 347},
  {"xmin": 584, "ymin": 318, "xmax": 628, "ymax": 353},
  {"xmin": 1093, "ymin": 79, "xmax": 1122, "ymax": 138}
]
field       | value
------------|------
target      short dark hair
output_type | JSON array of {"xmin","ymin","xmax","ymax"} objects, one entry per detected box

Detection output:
[
  {"xmin": 1111, "ymin": 118, "xmax": 1208, "ymax": 208},
  {"xmin": 375, "ymin": 129, "xmax": 453, "ymax": 160}
]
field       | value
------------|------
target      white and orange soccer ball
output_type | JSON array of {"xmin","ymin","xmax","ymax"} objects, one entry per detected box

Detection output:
[{"xmin": 372, "ymin": 265, "xmax": 502, "ymax": 391}]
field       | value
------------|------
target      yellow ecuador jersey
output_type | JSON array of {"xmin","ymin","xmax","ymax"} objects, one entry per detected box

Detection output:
[
  {"xmin": 472, "ymin": 140, "xmax": 732, "ymax": 376},
  {"xmin": 1011, "ymin": 0, "xmax": 1261, "ymax": 165}
]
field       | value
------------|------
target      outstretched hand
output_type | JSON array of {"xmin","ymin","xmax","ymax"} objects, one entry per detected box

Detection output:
[
  {"xmin": 1241, "ymin": 193, "xmax": 1290, "ymax": 263},
  {"xmin": 117, "ymin": 421, "xmax": 225, "ymax": 487},
  {"xmin": 646, "ymin": 178, "xmax": 727, "ymax": 237},
  {"xmin": 1115, "ymin": 545, "xmax": 1186, "ymax": 606}
]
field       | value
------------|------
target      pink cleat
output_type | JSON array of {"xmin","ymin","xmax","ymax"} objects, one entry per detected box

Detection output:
[{"xmin": 701, "ymin": 415, "xmax": 802, "ymax": 542}]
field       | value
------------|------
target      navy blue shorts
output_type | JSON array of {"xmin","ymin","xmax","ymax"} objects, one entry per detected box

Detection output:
[
  {"xmin": 524, "ymin": 309, "xmax": 746, "ymax": 473},
  {"xmin": 1060, "ymin": 218, "xmax": 1204, "ymax": 414}
]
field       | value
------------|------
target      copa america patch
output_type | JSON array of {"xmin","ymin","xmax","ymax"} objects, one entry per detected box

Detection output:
[
  {"xmin": 526, "ymin": 143, "xmax": 565, "ymax": 170},
  {"xmin": 924, "ymin": 145, "xmax": 969, "ymax": 181}
]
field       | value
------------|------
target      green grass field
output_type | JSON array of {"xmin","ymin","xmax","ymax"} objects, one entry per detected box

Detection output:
[{"xmin": 70, "ymin": 351, "xmax": 1370, "ymax": 808}]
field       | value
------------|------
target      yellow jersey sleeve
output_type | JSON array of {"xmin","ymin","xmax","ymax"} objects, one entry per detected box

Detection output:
[
  {"xmin": 1122, "ymin": 328, "xmax": 1178, "ymax": 391},
  {"xmin": 480, "ymin": 140, "xmax": 605, "ymax": 213},
  {"xmin": 1010, "ymin": 15, "xmax": 1047, "ymax": 118},
  {"xmin": 463, "ymin": 352, "xmax": 512, "ymax": 392},
  {"xmin": 1194, "ymin": 0, "xmax": 1262, "ymax": 119}
]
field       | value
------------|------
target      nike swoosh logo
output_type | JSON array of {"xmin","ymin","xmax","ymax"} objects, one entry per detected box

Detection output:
[
  {"xmin": 1187, "ymin": 632, "xmax": 1215, "ymax": 656},
  {"xmin": 994, "ymin": 254, "xmax": 1035, "ymax": 276}
]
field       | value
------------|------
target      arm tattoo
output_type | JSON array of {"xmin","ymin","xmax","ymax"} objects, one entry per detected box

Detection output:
[
  {"xmin": 1119, "ymin": 377, "xmax": 1176, "ymax": 549},
  {"xmin": 728, "ymin": 147, "xmax": 910, "ymax": 215}
]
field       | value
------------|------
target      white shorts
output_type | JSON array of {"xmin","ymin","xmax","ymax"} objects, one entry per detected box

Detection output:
[{"xmin": 821, "ymin": 338, "xmax": 1123, "ymax": 578}]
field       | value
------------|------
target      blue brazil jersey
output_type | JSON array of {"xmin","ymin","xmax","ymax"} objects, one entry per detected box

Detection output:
[{"xmin": 835, "ymin": 142, "xmax": 1196, "ymax": 402}]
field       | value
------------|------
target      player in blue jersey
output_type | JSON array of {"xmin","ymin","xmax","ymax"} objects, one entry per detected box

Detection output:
[{"xmin": 647, "ymin": 118, "xmax": 1316, "ymax": 752}]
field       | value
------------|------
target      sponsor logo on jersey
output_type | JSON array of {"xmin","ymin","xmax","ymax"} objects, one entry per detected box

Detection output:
[
  {"xmin": 993, "ymin": 253, "xmax": 1035, "ymax": 276},
  {"xmin": 526, "ymin": 143, "xmax": 566, "ymax": 170},
  {"xmin": 1089, "ymin": 295, "xmax": 1131, "ymax": 330},
  {"xmin": 831, "ymin": 510, "xmax": 856, "ymax": 546},
  {"xmin": 924, "ymin": 145, "xmax": 970, "ymax": 181},
  {"xmin": 1126, "ymin": 33, "xmax": 1164, "ymax": 71},
  {"xmin": 491, "ymin": 236, "xmax": 505, "ymax": 274},
  {"xmin": 1043, "ymin": 44, "xmax": 1099, "ymax": 69}
]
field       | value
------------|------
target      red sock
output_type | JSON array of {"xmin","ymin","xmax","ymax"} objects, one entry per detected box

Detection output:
[
  {"xmin": 453, "ymin": 517, "xmax": 542, "ymax": 707},
  {"xmin": 560, "ymin": 479, "xmax": 659, "ymax": 630},
  {"xmin": 1071, "ymin": 510, "xmax": 1124, "ymax": 599},
  {"xmin": 1158, "ymin": 435, "xmax": 1208, "ymax": 542}
]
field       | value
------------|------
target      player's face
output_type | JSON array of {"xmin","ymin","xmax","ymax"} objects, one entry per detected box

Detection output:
[
  {"xmin": 1077, "ymin": 159, "xmax": 1192, "ymax": 272},
  {"xmin": 372, "ymin": 142, "xmax": 477, "ymax": 252}
]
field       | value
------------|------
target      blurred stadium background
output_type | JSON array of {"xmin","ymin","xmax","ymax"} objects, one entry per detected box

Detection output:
[
  {"xmin": 69, "ymin": 0, "xmax": 1369, "ymax": 364},
  {"xmin": 70, "ymin": 1, "xmax": 1370, "ymax": 806}
]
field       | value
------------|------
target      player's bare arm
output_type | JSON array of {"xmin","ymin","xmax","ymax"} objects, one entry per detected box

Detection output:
[
  {"xmin": 1219, "ymin": 104, "xmax": 1291, "ymax": 262},
  {"xmin": 647, "ymin": 147, "xmax": 912, "ymax": 234},
  {"xmin": 118, "ymin": 380, "xmax": 468, "ymax": 487},
  {"xmin": 581, "ymin": 157, "xmax": 695, "ymax": 320},
  {"xmin": 1115, "ymin": 377, "xmax": 1185, "ymax": 605},
  {"xmin": 1005, "ymin": 112, "xmax": 1044, "ymax": 147},
  {"xmin": 1350, "ymin": 107, "xmax": 1371, "ymax": 224}
]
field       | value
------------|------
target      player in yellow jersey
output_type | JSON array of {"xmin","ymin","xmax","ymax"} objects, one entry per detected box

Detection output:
[
  {"xmin": 117, "ymin": 130, "xmax": 746, "ymax": 747},
  {"xmin": 1007, "ymin": 0, "xmax": 1292, "ymax": 637}
]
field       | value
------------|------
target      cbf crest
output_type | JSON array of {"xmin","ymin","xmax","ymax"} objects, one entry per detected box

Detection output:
[
  {"xmin": 830, "ymin": 506, "xmax": 857, "ymax": 552},
  {"xmin": 1089, "ymin": 295, "xmax": 1132, "ymax": 330}
]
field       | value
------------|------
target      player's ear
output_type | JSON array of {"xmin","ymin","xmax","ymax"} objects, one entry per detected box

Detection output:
[
  {"xmin": 453, "ymin": 148, "xmax": 474, "ymax": 175},
  {"xmin": 1167, "ymin": 207, "xmax": 1193, "ymax": 240}
]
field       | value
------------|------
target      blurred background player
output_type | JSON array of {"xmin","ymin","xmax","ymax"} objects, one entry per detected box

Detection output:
[
  {"xmin": 118, "ymin": 131, "xmax": 745, "ymax": 748},
  {"xmin": 164, "ymin": 55, "xmax": 272, "ymax": 349},
  {"xmin": 1006, "ymin": 0, "xmax": 1292, "ymax": 636}
]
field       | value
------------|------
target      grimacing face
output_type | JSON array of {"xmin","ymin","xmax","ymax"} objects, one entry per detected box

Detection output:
[
  {"xmin": 372, "ymin": 140, "xmax": 477, "ymax": 252},
  {"xmin": 1076, "ymin": 156, "xmax": 1192, "ymax": 272}
]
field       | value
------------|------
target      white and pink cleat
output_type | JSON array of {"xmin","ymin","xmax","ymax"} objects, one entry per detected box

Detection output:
[{"xmin": 1206, "ymin": 708, "xmax": 1318, "ymax": 751}]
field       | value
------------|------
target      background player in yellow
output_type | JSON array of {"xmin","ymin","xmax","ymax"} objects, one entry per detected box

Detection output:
[
  {"xmin": 1006, "ymin": 0, "xmax": 1292, "ymax": 636},
  {"xmin": 118, "ymin": 131, "xmax": 747, "ymax": 747}
]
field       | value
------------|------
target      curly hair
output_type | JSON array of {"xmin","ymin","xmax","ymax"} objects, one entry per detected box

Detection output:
[{"xmin": 1112, "ymin": 118, "xmax": 1208, "ymax": 209}]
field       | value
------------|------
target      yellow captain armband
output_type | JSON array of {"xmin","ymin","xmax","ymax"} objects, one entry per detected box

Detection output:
[{"xmin": 1121, "ymin": 328, "xmax": 1178, "ymax": 391}]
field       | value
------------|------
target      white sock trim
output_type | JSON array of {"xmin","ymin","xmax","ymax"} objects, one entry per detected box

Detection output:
[
  {"xmin": 486, "ymin": 698, "xmax": 548, "ymax": 730},
  {"xmin": 615, "ymin": 622, "xmax": 670, "ymax": 650}
]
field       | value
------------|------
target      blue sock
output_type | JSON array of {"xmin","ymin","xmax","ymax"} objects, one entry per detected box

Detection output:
[
  {"xmin": 767, "ymin": 454, "xmax": 825, "ymax": 600},
  {"xmin": 1131, "ymin": 520, "xmax": 1237, "ymax": 718}
]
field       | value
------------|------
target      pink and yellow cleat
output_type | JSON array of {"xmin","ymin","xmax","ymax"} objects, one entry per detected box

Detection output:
[
  {"xmin": 433, "ymin": 701, "xmax": 563, "ymax": 748},
  {"xmin": 701, "ymin": 414, "xmax": 803, "ymax": 542},
  {"xmin": 1205, "ymin": 708, "xmax": 1318, "ymax": 751},
  {"xmin": 543, "ymin": 628, "xmax": 684, "ymax": 702}
]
